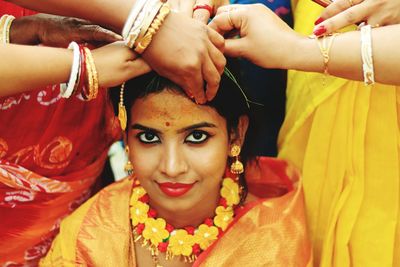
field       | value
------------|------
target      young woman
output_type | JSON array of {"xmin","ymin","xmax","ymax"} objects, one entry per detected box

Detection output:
[{"xmin": 40, "ymin": 70, "xmax": 312, "ymax": 266}]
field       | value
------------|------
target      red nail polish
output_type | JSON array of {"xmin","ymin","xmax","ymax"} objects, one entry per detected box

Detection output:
[
  {"xmin": 314, "ymin": 17, "xmax": 324, "ymax": 25},
  {"xmin": 313, "ymin": 25, "xmax": 327, "ymax": 36}
]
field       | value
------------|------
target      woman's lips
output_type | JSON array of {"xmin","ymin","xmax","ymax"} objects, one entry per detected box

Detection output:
[{"xmin": 157, "ymin": 182, "xmax": 195, "ymax": 197}]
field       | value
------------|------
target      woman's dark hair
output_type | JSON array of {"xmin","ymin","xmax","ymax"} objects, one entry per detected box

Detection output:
[{"xmin": 110, "ymin": 61, "xmax": 260, "ymax": 204}]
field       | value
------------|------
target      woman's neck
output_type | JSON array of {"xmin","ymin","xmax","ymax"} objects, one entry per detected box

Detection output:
[{"xmin": 149, "ymin": 194, "xmax": 220, "ymax": 229}]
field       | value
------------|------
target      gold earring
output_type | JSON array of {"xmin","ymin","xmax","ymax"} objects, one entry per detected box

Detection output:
[
  {"xmin": 230, "ymin": 144, "xmax": 244, "ymax": 174},
  {"xmin": 118, "ymin": 83, "xmax": 127, "ymax": 131},
  {"xmin": 124, "ymin": 145, "xmax": 134, "ymax": 175}
]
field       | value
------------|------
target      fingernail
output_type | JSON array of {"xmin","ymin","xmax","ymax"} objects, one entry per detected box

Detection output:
[
  {"xmin": 314, "ymin": 17, "xmax": 324, "ymax": 25},
  {"xmin": 313, "ymin": 25, "xmax": 327, "ymax": 36}
]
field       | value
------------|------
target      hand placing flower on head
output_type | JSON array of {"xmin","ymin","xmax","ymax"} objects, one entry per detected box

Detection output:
[
  {"xmin": 168, "ymin": 229, "xmax": 196, "ymax": 256},
  {"xmin": 220, "ymin": 178, "xmax": 240, "ymax": 206},
  {"xmin": 142, "ymin": 218, "xmax": 170, "ymax": 246}
]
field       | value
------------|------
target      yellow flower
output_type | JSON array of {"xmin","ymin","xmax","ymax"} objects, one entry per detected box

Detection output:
[
  {"xmin": 220, "ymin": 178, "xmax": 240, "ymax": 206},
  {"xmin": 194, "ymin": 224, "xmax": 219, "ymax": 250},
  {"xmin": 214, "ymin": 206, "xmax": 234, "ymax": 231},
  {"xmin": 130, "ymin": 187, "xmax": 146, "ymax": 205},
  {"xmin": 130, "ymin": 201, "xmax": 149, "ymax": 226},
  {"xmin": 168, "ymin": 229, "xmax": 195, "ymax": 256},
  {"xmin": 142, "ymin": 218, "xmax": 170, "ymax": 246}
]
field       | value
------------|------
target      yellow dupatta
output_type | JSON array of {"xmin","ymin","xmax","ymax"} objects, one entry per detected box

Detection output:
[{"xmin": 278, "ymin": 1, "xmax": 400, "ymax": 266}]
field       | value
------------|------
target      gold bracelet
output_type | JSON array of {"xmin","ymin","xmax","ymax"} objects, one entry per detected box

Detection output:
[
  {"xmin": 134, "ymin": 3, "xmax": 170, "ymax": 54},
  {"xmin": 314, "ymin": 33, "xmax": 338, "ymax": 75}
]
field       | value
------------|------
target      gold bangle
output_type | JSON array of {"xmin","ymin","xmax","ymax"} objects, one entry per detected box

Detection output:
[
  {"xmin": 83, "ymin": 47, "xmax": 99, "ymax": 100},
  {"xmin": 134, "ymin": 1, "xmax": 163, "ymax": 48},
  {"xmin": 134, "ymin": 3, "xmax": 170, "ymax": 54}
]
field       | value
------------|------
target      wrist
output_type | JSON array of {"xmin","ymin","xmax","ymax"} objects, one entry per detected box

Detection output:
[{"xmin": 9, "ymin": 15, "xmax": 41, "ymax": 45}]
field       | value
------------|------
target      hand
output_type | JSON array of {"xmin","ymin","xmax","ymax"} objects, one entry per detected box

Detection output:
[
  {"xmin": 313, "ymin": 0, "xmax": 400, "ymax": 35},
  {"xmin": 91, "ymin": 42, "xmax": 151, "ymax": 88},
  {"xmin": 143, "ymin": 11, "xmax": 226, "ymax": 103},
  {"xmin": 209, "ymin": 4, "xmax": 298, "ymax": 69},
  {"xmin": 10, "ymin": 14, "xmax": 122, "ymax": 47},
  {"xmin": 169, "ymin": 0, "xmax": 230, "ymax": 24}
]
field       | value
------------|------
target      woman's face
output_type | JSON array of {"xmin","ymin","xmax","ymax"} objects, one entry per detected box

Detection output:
[{"xmin": 127, "ymin": 89, "xmax": 231, "ymax": 214}]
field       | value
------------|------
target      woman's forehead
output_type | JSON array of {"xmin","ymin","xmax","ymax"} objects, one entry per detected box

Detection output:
[{"xmin": 129, "ymin": 90, "xmax": 226, "ymax": 129}]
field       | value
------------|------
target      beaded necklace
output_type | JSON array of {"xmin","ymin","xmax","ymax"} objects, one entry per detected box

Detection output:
[{"xmin": 130, "ymin": 177, "xmax": 240, "ymax": 265}]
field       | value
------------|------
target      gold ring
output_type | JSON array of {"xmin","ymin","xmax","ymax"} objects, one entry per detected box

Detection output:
[{"xmin": 371, "ymin": 24, "xmax": 380, "ymax": 28}]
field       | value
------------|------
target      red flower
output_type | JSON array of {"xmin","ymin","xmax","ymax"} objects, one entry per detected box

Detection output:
[
  {"xmin": 158, "ymin": 241, "xmax": 169, "ymax": 252},
  {"xmin": 192, "ymin": 244, "xmax": 201, "ymax": 256},
  {"xmin": 185, "ymin": 226, "xmax": 195, "ymax": 235},
  {"xmin": 136, "ymin": 223, "xmax": 145, "ymax": 234},
  {"xmin": 166, "ymin": 223, "xmax": 174, "ymax": 233},
  {"xmin": 139, "ymin": 194, "xmax": 149, "ymax": 203},
  {"xmin": 218, "ymin": 198, "xmax": 227, "ymax": 208},
  {"xmin": 148, "ymin": 208, "xmax": 157, "ymax": 218},
  {"xmin": 204, "ymin": 218, "xmax": 214, "ymax": 226}
]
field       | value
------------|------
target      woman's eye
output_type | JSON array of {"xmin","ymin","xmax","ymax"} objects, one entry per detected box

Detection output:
[
  {"xmin": 137, "ymin": 132, "xmax": 160, "ymax": 143},
  {"xmin": 185, "ymin": 131, "xmax": 209, "ymax": 144}
]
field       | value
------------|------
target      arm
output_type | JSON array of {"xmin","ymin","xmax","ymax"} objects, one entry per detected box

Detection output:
[
  {"xmin": 313, "ymin": 0, "xmax": 400, "ymax": 35},
  {"xmin": 5, "ymin": 0, "xmax": 226, "ymax": 102},
  {"xmin": 0, "ymin": 42, "xmax": 150, "ymax": 97},
  {"xmin": 209, "ymin": 4, "xmax": 400, "ymax": 85}
]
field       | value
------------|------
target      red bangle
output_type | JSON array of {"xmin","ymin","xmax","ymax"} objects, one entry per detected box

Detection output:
[
  {"xmin": 77, "ymin": 45, "xmax": 90, "ymax": 100},
  {"xmin": 193, "ymin": 4, "xmax": 213, "ymax": 16}
]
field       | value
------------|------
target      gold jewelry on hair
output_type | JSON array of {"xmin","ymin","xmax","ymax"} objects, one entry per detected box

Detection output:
[
  {"xmin": 230, "ymin": 145, "xmax": 244, "ymax": 174},
  {"xmin": 134, "ymin": 3, "xmax": 171, "ymax": 54},
  {"xmin": 118, "ymin": 83, "xmax": 128, "ymax": 131},
  {"xmin": 124, "ymin": 146, "xmax": 134, "ymax": 175}
]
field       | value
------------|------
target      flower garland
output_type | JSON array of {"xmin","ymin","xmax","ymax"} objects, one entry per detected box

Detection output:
[{"xmin": 129, "ymin": 177, "xmax": 240, "ymax": 264}]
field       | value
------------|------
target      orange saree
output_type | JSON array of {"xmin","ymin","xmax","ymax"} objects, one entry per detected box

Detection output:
[{"xmin": 40, "ymin": 157, "xmax": 312, "ymax": 266}]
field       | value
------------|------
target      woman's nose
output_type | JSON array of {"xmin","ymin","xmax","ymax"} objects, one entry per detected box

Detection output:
[{"xmin": 159, "ymin": 144, "xmax": 188, "ymax": 178}]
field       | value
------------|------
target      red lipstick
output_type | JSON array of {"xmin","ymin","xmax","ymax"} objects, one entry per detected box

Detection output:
[{"xmin": 158, "ymin": 182, "xmax": 195, "ymax": 197}]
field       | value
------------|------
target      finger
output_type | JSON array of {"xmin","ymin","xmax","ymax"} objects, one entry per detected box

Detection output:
[
  {"xmin": 317, "ymin": 0, "xmax": 363, "ymax": 21},
  {"xmin": 184, "ymin": 69, "xmax": 206, "ymax": 104},
  {"xmin": 224, "ymin": 38, "xmax": 247, "ymax": 58},
  {"xmin": 313, "ymin": 4, "xmax": 369, "ymax": 35},
  {"xmin": 193, "ymin": 0, "xmax": 214, "ymax": 24},
  {"xmin": 209, "ymin": 8, "xmax": 240, "ymax": 35},
  {"xmin": 203, "ymin": 55, "xmax": 222, "ymax": 101},
  {"xmin": 81, "ymin": 25, "xmax": 123, "ymax": 43},
  {"xmin": 214, "ymin": 4, "xmax": 241, "ymax": 15},
  {"xmin": 207, "ymin": 26, "xmax": 225, "ymax": 52},
  {"xmin": 207, "ymin": 39, "xmax": 226, "ymax": 75}
]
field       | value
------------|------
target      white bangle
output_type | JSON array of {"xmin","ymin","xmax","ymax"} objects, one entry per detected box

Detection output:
[
  {"xmin": 0, "ymin": 15, "xmax": 15, "ymax": 44},
  {"xmin": 360, "ymin": 25, "xmax": 375, "ymax": 85},
  {"xmin": 60, "ymin": 42, "xmax": 81, "ymax": 99},
  {"xmin": 122, "ymin": 0, "xmax": 147, "ymax": 40},
  {"xmin": 126, "ymin": 0, "xmax": 161, "ymax": 48}
]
